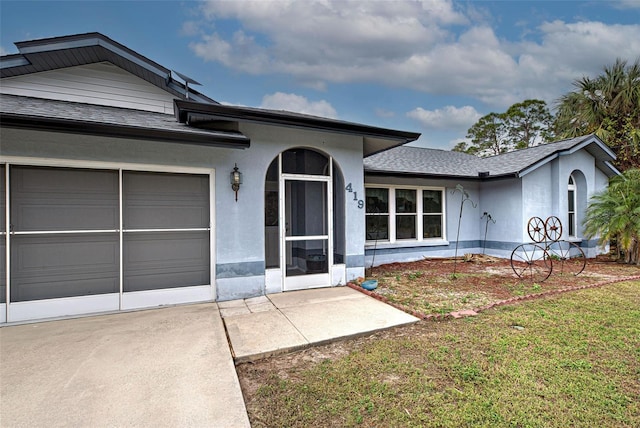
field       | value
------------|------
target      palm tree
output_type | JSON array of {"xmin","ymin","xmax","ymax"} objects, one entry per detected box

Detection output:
[
  {"xmin": 583, "ymin": 169, "xmax": 640, "ymax": 265},
  {"xmin": 554, "ymin": 59, "xmax": 640, "ymax": 170}
]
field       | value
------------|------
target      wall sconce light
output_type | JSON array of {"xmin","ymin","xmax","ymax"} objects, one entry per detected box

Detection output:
[{"xmin": 230, "ymin": 163, "xmax": 242, "ymax": 201}]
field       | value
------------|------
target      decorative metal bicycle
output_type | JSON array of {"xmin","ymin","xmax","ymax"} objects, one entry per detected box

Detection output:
[{"xmin": 510, "ymin": 216, "xmax": 586, "ymax": 281}]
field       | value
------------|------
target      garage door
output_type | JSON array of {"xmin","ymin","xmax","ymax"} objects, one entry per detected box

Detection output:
[{"xmin": 3, "ymin": 165, "xmax": 212, "ymax": 323}]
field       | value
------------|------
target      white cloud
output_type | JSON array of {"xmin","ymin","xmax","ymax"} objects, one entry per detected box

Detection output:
[
  {"xmin": 260, "ymin": 92, "xmax": 338, "ymax": 119},
  {"xmin": 407, "ymin": 105, "xmax": 481, "ymax": 131},
  {"xmin": 189, "ymin": 1, "xmax": 640, "ymax": 109}
]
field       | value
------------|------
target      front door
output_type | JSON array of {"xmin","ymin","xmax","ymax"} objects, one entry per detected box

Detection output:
[
  {"xmin": 283, "ymin": 177, "xmax": 332, "ymax": 290},
  {"xmin": 265, "ymin": 148, "xmax": 334, "ymax": 291}
]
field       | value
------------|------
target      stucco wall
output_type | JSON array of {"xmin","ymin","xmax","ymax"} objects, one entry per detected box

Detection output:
[
  {"xmin": 478, "ymin": 178, "xmax": 523, "ymax": 258},
  {"xmin": 522, "ymin": 150, "xmax": 607, "ymax": 257},
  {"xmin": 1, "ymin": 124, "xmax": 367, "ymax": 300}
]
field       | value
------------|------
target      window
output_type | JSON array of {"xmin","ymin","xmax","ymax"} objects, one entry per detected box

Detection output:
[
  {"xmin": 365, "ymin": 188, "xmax": 389, "ymax": 240},
  {"xmin": 395, "ymin": 189, "xmax": 416, "ymax": 239},
  {"xmin": 366, "ymin": 186, "xmax": 445, "ymax": 243},
  {"xmin": 568, "ymin": 175, "xmax": 577, "ymax": 237}
]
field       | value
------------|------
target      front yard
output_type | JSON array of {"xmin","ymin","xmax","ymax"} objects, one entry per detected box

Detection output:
[
  {"xmin": 237, "ymin": 259, "xmax": 640, "ymax": 427},
  {"xmin": 364, "ymin": 255, "xmax": 639, "ymax": 316}
]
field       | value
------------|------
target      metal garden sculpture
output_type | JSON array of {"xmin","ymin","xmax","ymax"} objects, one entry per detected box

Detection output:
[{"xmin": 510, "ymin": 216, "xmax": 586, "ymax": 282}]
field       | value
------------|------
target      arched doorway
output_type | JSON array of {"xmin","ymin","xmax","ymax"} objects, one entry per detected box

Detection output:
[{"xmin": 264, "ymin": 148, "xmax": 345, "ymax": 291}]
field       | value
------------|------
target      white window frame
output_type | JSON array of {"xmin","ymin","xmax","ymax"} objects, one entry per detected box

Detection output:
[
  {"xmin": 365, "ymin": 185, "xmax": 446, "ymax": 244},
  {"xmin": 568, "ymin": 174, "xmax": 577, "ymax": 238}
]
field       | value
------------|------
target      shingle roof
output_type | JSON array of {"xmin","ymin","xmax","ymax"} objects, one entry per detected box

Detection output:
[
  {"xmin": 365, "ymin": 135, "xmax": 619, "ymax": 179},
  {"xmin": 0, "ymin": 94, "xmax": 249, "ymax": 148}
]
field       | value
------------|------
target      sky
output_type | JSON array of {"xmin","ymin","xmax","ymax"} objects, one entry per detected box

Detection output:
[{"xmin": 1, "ymin": 0, "xmax": 639, "ymax": 150}]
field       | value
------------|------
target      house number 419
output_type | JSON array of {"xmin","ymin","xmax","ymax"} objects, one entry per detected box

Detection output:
[{"xmin": 345, "ymin": 183, "xmax": 364, "ymax": 209}]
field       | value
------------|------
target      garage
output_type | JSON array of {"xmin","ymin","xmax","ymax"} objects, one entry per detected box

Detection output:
[{"xmin": 1, "ymin": 163, "xmax": 214, "ymax": 323}]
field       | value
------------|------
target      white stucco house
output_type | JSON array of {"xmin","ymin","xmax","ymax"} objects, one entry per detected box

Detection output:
[{"xmin": 0, "ymin": 33, "xmax": 618, "ymax": 324}]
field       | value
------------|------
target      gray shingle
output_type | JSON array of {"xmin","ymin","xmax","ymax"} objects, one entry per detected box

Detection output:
[
  {"xmin": 365, "ymin": 135, "xmax": 616, "ymax": 178},
  {"xmin": 0, "ymin": 94, "xmax": 245, "ymax": 141}
]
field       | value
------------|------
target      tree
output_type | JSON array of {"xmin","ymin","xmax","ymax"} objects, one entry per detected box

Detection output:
[
  {"xmin": 505, "ymin": 99, "xmax": 554, "ymax": 149},
  {"xmin": 554, "ymin": 58, "xmax": 640, "ymax": 170},
  {"xmin": 464, "ymin": 112, "xmax": 509, "ymax": 157},
  {"xmin": 583, "ymin": 169, "xmax": 640, "ymax": 265},
  {"xmin": 455, "ymin": 99, "xmax": 553, "ymax": 157}
]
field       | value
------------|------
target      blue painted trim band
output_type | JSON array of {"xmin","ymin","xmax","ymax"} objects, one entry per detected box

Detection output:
[
  {"xmin": 216, "ymin": 261, "xmax": 265, "ymax": 278},
  {"xmin": 346, "ymin": 254, "xmax": 365, "ymax": 268}
]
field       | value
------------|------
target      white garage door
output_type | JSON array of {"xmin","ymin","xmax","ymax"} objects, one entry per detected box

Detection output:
[{"xmin": 2, "ymin": 164, "xmax": 213, "ymax": 323}]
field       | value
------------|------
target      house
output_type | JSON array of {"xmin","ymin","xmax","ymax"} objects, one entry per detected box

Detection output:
[
  {"xmin": 0, "ymin": 33, "xmax": 617, "ymax": 325},
  {"xmin": 0, "ymin": 33, "xmax": 419, "ymax": 324},
  {"xmin": 363, "ymin": 136, "xmax": 619, "ymax": 266}
]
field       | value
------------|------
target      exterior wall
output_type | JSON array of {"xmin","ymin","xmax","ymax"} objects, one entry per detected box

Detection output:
[
  {"xmin": 522, "ymin": 163, "xmax": 554, "ymax": 239},
  {"xmin": 1, "ymin": 123, "xmax": 366, "ymax": 301},
  {"xmin": 522, "ymin": 150, "xmax": 608, "ymax": 257},
  {"xmin": 0, "ymin": 63, "xmax": 177, "ymax": 114},
  {"xmin": 364, "ymin": 175, "xmax": 481, "ymax": 265},
  {"xmin": 478, "ymin": 178, "xmax": 523, "ymax": 258},
  {"xmin": 217, "ymin": 123, "xmax": 366, "ymax": 299}
]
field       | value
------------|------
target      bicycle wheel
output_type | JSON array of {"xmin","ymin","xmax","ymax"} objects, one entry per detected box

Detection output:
[
  {"xmin": 510, "ymin": 243, "xmax": 553, "ymax": 282},
  {"xmin": 527, "ymin": 217, "xmax": 546, "ymax": 243},
  {"xmin": 545, "ymin": 240, "xmax": 586, "ymax": 276}
]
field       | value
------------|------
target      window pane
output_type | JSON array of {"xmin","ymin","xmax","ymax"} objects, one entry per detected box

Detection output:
[
  {"xmin": 396, "ymin": 215, "xmax": 416, "ymax": 239},
  {"xmin": 11, "ymin": 166, "xmax": 118, "ymax": 231},
  {"xmin": 423, "ymin": 215, "xmax": 442, "ymax": 238},
  {"xmin": 286, "ymin": 239, "xmax": 328, "ymax": 276},
  {"xmin": 568, "ymin": 190, "xmax": 575, "ymax": 211},
  {"xmin": 285, "ymin": 180, "xmax": 327, "ymax": 237},
  {"xmin": 366, "ymin": 188, "xmax": 388, "ymax": 213},
  {"xmin": 568, "ymin": 213, "xmax": 575, "ymax": 236},
  {"xmin": 396, "ymin": 189, "xmax": 416, "ymax": 213},
  {"xmin": 366, "ymin": 215, "xmax": 389, "ymax": 241},
  {"xmin": 282, "ymin": 149, "xmax": 329, "ymax": 175},
  {"xmin": 423, "ymin": 190, "xmax": 442, "ymax": 213}
]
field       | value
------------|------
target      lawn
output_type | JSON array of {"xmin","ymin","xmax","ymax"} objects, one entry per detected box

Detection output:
[{"xmin": 237, "ymin": 279, "xmax": 640, "ymax": 427}]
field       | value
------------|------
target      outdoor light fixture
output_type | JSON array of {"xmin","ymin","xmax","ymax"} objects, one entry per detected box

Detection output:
[{"xmin": 230, "ymin": 163, "xmax": 242, "ymax": 201}]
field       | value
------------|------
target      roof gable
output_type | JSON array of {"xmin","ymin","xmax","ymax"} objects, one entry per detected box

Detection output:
[
  {"xmin": 0, "ymin": 32, "xmax": 217, "ymax": 105},
  {"xmin": 1, "ymin": 62, "xmax": 181, "ymax": 114}
]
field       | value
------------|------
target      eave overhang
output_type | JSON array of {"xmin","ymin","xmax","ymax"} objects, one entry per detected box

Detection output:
[
  {"xmin": 0, "ymin": 112, "xmax": 250, "ymax": 149},
  {"xmin": 174, "ymin": 99, "xmax": 420, "ymax": 156},
  {"xmin": 364, "ymin": 169, "xmax": 519, "ymax": 181}
]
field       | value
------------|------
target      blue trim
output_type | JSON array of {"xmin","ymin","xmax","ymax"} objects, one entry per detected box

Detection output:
[
  {"xmin": 365, "ymin": 238, "xmax": 601, "ymax": 256},
  {"xmin": 346, "ymin": 254, "xmax": 365, "ymax": 268},
  {"xmin": 366, "ymin": 240, "xmax": 482, "ymax": 255},
  {"xmin": 216, "ymin": 261, "xmax": 265, "ymax": 278}
]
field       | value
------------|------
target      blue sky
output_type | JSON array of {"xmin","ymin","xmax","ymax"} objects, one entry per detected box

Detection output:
[{"xmin": 1, "ymin": 1, "xmax": 639, "ymax": 149}]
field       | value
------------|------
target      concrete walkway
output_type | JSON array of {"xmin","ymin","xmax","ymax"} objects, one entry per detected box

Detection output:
[
  {"xmin": 220, "ymin": 286, "xmax": 420, "ymax": 362},
  {"xmin": 1, "ymin": 286, "xmax": 419, "ymax": 427},
  {"xmin": 0, "ymin": 304, "xmax": 250, "ymax": 428}
]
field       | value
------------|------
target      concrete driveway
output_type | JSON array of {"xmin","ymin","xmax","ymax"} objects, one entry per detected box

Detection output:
[{"xmin": 0, "ymin": 304, "xmax": 250, "ymax": 428}]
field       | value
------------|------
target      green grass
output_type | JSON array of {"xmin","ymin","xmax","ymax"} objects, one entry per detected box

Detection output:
[{"xmin": 243, "ymin": 281, "xmax": 640, "ymax": 427}]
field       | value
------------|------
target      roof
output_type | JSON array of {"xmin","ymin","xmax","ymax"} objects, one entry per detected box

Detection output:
[
  {"xmin": 0, "ymin": 32, "xmax": 217, "ymax": 104},
  {"xmin": 0, "ymin": 94, "xmax": 249, "ymax": 149},
  {"xmin": 365, "ymin": 135, "xmax": 619, "ymax": 179},
  {"xmin": 174, "ymin": 99, "xmax": 421, "ymax": 156},
  {"xmin": 1, "ymin": 32, "xmax": 420, "ymax": 155}
]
